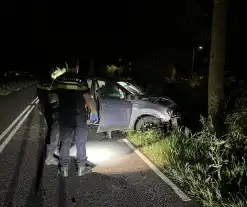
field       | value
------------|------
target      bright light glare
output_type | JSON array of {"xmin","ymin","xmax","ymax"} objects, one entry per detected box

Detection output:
[
  {"xmin": 69, "ymin": 141, "xmax": 132, "ymax": 165},
  {"xmin": 198, "ymin": 46, "xmax": 203, "ymax": 50},
  {"xmin": 70, "ymin": 144, "xmax": 112, "ymax": 163}
]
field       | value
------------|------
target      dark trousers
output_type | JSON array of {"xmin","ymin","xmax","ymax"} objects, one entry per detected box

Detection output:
[
  {"xmin": 37, "ymin": 88, "xmax": 49, "ymax": 114},
  {"xmin": 44, "ymin": 110, "xmax": 60, "ymax": 153},
  {"xmin": 37, "ymin": 88, "xmax": 59, "ymax": 152},
  {"xmin": 59, "ymin": 114, "xmax": 88, "ymax": 167}
]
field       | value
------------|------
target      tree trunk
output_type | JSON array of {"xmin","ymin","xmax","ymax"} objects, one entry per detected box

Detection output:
[{"xmin": 208, "ymin": 0, "xmax": 228, "ymax": 125}]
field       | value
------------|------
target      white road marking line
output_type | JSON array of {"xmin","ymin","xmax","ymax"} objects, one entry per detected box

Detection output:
[
  {"xmin": 0, "ymin": 99, "xmax": 39, "ymax": 154},
  {"xmin": 122, "ymin": 138, "xmax": 191, "ymax": 202},
  {"xmin": 0, "ymin": 97, "xmax": 38, "ymax": 142}
]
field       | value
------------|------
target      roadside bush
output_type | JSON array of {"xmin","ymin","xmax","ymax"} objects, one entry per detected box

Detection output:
[
  {"xmin": 128, "ymin": 120, "xmax": 247, "ymax": 206},
  {"xmin": 128, "ymin": 91, "xmax": 247, "ymax": 206},
  {"xmin": 128, "ymin": 77, "xmax": 247, "ymax": 206}
]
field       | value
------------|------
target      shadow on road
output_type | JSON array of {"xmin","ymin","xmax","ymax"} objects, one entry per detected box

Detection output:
[
  {"xmin": 26, "ymin": 113, "xmax": 46, "ymax": 206},
  {"xmin": 3, "ymin": 113, "xmax": 35, "ymax": 206},
  {"xmin": 58, "ymin": 174, "xmax": 67, "ymax": 207}
]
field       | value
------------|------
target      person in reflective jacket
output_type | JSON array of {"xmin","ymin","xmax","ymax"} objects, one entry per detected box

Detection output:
[
  {"xmin": 36, "ymin": 70, "xmax": 59, "ymax": 165},
  {"xmin": 53, "ymin": 59, "xmax": 98, "ymax": 177}
]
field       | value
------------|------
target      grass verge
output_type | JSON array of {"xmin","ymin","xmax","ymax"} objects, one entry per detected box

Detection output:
[{"xmin": 127, "ymin": 120, "xmax": 247, "ymax": 207}]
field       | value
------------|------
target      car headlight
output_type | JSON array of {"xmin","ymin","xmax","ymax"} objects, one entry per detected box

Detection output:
[
  {"xmin": 167, "ymin": 108, "xmax": 174, "ymax": 117},
  {"xmin": 167, "ymin": 107, "xmax": 179, "ymax": 118}
]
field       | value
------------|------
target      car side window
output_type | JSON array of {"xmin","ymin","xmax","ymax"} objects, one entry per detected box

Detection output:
[{"xmin": 97, "ymin": 80, "xmax": 125, "ymax": 99}]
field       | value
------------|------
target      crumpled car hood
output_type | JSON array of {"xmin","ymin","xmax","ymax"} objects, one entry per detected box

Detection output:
[{"xmin": 138, "ymin": 95, "xmax": 176, "ymax": 107}]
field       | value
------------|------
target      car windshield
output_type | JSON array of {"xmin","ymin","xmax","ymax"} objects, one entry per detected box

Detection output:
[{"xmin": 117, "ymin": 81, "xmax": 145, "ymax": 96}]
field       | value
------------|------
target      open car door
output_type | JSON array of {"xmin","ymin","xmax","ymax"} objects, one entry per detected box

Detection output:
[
  {"xmin": 97, "ymin": 98, "xmax": 132, "ymax": 132},
  {"xmin": 94, "ymin": 79, "xmax": 132, "ymax": 133}
]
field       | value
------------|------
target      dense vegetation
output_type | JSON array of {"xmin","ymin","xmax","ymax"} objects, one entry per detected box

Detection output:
[{"xmin": 128, "ymin": 78, "xmax": 247, "ymax": 207}]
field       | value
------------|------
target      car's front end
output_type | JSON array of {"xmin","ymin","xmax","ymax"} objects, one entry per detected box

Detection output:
[
  {"xmin": 150, "ymin": 96, "xmax": 181, "ymax": 126},
  {"xmin": 132, "ymin": 96, "xmax": 180, "ymax": 128},
  {"xmin": 118, "ymin": 81, "xmax": 181, "ymax": 129}
]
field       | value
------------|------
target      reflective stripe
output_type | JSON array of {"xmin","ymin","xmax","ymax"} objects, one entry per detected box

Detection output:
[
  {"xmin": 55, "ymin": 80, "xmax": 84, "ymax": 86},
  {"xmin": 53, "ymin": 83, "xmax": 89, "ymax": 91}
]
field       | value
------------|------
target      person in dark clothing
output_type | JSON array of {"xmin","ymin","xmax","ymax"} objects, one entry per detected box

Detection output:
[
  {"xmin": 36, "ymin": 70, "xmax": 59, "ymax": 165},
  {"xmin": 53, "ymin": 59, "xmax": 98, "ymax": 177}
]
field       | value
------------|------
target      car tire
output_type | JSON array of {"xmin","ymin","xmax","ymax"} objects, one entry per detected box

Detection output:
[{"xmin": 135, "ymin": 116, "xmax": 161, "ymax": 131}]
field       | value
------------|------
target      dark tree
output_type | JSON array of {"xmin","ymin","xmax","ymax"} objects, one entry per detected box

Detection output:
[{"xmin": 208, "ymin": 0, "xmax": 228, "ymax": 124}]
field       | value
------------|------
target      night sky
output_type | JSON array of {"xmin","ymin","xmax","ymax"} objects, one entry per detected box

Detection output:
[{"xmin": 1, "ymin": 1, "xmax": 246, "ymax": 76}]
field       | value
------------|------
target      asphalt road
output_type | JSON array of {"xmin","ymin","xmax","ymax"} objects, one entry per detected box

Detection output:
[
  {"xmin": 0, "ymin": 85, "xmax": 37, "ymax": 134},
  {"xmin": 0, "ymin": 86, "xmax": 198, "ymax": 207}
]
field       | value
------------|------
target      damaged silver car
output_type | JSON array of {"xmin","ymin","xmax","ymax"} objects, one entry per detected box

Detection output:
[{"xmin": 87, "ymin": 78, "xmax": 181, "ymax": 132}]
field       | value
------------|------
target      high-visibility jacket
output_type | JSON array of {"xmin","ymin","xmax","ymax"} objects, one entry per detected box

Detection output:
[{"xmin": 52, "ymin": 72, "xmax": 89, "ymax": 117}]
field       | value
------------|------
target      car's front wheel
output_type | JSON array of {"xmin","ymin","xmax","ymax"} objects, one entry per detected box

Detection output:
[{"xmin": 135, "ymin": 116, "xmax": 162, "ymax": 131}]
